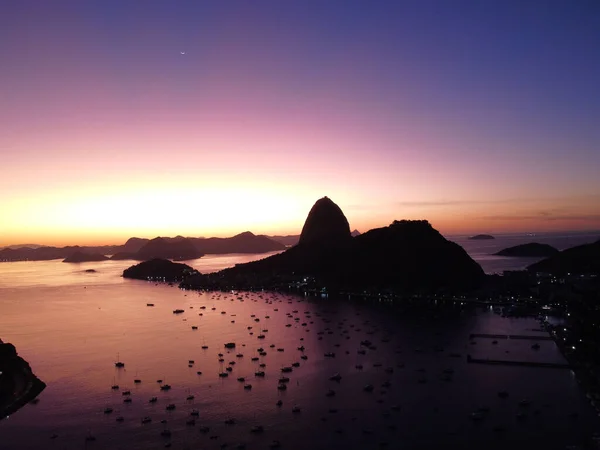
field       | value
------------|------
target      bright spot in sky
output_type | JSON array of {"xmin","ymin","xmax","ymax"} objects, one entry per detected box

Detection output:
[{"xmin": 180, "ymin": 51, "xmax": 186, "ymax": 55}]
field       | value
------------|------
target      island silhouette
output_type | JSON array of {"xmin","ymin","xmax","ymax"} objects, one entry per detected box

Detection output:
[{"xmin": 0, "ymin": 339, "xmax": 45, "ymax": 420}]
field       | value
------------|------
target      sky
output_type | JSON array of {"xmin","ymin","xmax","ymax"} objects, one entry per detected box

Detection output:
[{"xmin": 1, "ymin": 0, "xmax": 599, "ymax": 246}]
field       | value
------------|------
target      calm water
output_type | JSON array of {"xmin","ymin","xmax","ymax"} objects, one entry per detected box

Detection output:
[
  {"xmin": 450, "ymin": 230, "xmax": 600, "ymax": 274},
  {"xmin": 0, "ymin": 255, "xmax": 599, "ymax": 450}
]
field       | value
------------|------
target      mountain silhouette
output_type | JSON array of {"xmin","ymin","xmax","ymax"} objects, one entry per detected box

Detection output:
[
  {"xmin": 298, "ymin": 196, "xmax": 351, "ymax": 246},
  {"xmin": 181, "ymin": 197, "xmax": 485, "ymax": 292},
  {"xmin": 63, "ymin": 251, "xmax": 109, "ymax": 263},
  {"xmin": 135, "ymin": 237, "xmax": 204, "ymax": 261},
  {"xmin": 528, "ymin": 240, "xmax": 600, "ymax": 275}
]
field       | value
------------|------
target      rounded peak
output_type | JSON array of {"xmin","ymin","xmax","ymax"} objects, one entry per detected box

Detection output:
[
  {"xmin": 235, "ymin": 231, "xmax": 256, "ymax": 238},
  {"xmin": 299, "ymin": 197, "xmax": 351, "ymax": 246}
]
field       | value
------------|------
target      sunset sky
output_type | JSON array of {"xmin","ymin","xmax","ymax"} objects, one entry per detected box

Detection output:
[{"xmin": 1, "ymin": 1, "xmax": 599, "ymax": 246}]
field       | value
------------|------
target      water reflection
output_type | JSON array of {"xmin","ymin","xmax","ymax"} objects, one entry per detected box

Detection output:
[{"xmin": 0, "ymin": 260, "xmax": 597, "ymax": 449}]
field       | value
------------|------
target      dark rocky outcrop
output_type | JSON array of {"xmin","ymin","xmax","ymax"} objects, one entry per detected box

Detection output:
[
  {"xmin": 123, "ymin": 258, "xmax": 199, "ymax": 282},
  {"xmin": 183, "ymin": 198, "xmax": 485, "ymax": 293},
  {"xmin": 63, "ymin": 251, "xmax": 109, "ymax": 263},
  {"xmin": 298, "ymin": 196, "xmax": 351, "ymax": 246},
  {"xmin": 469, "ymin": 234, "xmax": 495, "ymax": 240},
  {"xmin": 528, "ymin": 240, "xmax": 600, "ymax": 276},
  {"xmin": 495, "ymin": 243, "xmax": 559, "ymax": 258},
  {"xmin": 0, "ymin": 339, "xmax": 45, "ymax": 420},
  {"xmin": 135, "ymin": 237, "xmax": 203, "ymax": 261}
]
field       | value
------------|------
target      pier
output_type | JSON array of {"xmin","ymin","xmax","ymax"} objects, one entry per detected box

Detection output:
[
  {"xmin": 469, "ymin": 333, "xmax": 553, "ymax": 341},
  {"xmin": 466, "ymin": 355, "xmax": 572, "ymax": 369}
]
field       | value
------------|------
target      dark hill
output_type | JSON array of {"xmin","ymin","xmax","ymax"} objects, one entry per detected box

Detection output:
[
  {"xmin": 136, "ymin": 237, "xmax": 204, "ymax": 261},
  {"xmin": 528, "ymin": 240, "xmax": 600, "ymax": 276},
  {"xmin": 469, "ymin": 234, "xmax": 495, "ymax": 240},
  {"xmin": 495, "ymin": 243, "xmax": 558, "ymax": 258},
  {"xmin": 268, "ymin": 235, "xmax": 300, "ymax": 246},
  {"xmin": 0, "ymin": 339, "xmax": 45, "ymax": 420},
  {"xmin": 348, "ymin": 220, "xmax": 484, "ymax": 291},
  {"xmin": 183, "ymin": 198, "xmax": 484, "ymax": 293},
  {"xmin": 63, "ymin": 251, "xmax": 109, "ymax": 263},
  {"xmin": 298, "ymin": 196, "xmax": 351, "ymax": 246},
  {"xmin": 123, "ymin": 259, "xmax": 198, "ymax": 282},
  {"xmin": 121, "ymin": 237, "xmax": 149, "ymax": 253},
  {"xmin": 192, "ymin": 232, "xmax": 285, "ymax": 254}
]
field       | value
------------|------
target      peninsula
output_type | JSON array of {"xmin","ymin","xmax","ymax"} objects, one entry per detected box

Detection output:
[
  {"xmin": 0, "ymin": 339, "xmax": 46, "ymax": 420},
  {"xmin": 172, "ymin": 197, "xmax": 485, "ymax": 293}
]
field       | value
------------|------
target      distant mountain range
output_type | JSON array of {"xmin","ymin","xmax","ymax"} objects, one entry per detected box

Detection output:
[{"xmin": 0, "ymin": 232, "xmax": 286, "ymax": 262}]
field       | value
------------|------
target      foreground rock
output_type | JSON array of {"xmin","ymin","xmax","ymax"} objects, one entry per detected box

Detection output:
[
  {"xmin": 469, "ymin": 234, "xmax": 495, "ymax": 240},
  {"xmin": 63, "ymin": 251, "xmax": 109, "ymax": 263},
  {"xmin": 0, "ymin": 339, "xmax": 46, "ymax": 420},
  {"xmin": 528, "ymin": 240, "xmax": 600, "ymax": 276},
  {"xmin": 182, "ymin": 197, "xmax": 485, "ymax": 293},
  {"xmin": 495, "ymin": 243, "xmax": 559, "ymax": 258},
  {"xmin": 123, "ymin": 258, "xmax": 199, "ymax": 282}
]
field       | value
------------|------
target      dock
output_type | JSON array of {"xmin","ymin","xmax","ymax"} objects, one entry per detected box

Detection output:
[
  {"xmin": 469, "ymin": 333, "xmax": 553, "ymax": 341},
  {"xmin": 466, "ymin": 355, "xmax": 572, "ymax": 369}
]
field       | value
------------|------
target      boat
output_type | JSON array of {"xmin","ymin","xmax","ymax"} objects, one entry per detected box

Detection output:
[
  {"xmin": 149, "ymin": 397, "xmax": 158, "ymax": 403},
  {"xmin": 329, "ymin": 373, "xmax": 342, "ymax": 381},
  {"xmin": 281, "ymin": 366, "xmax": 293, "ymax": 373},
  {"xmin": 251, "ymin": 425, "xmax": 264, "ymax": 433},
  {"xmin": 104, "ymin": 407, "xmax": 113, "ymax": 414},
  {"xmin": 173, "ymin": 309, "xmax": 185, "ymax": 314},
  {"xmin": 141, "ymin": 417, "xmax": 151, "ymax": 424},
  {"xmin": 146, "ymin": 303, "xmax": 154, "ymax": 307},
  {"xmin": 160, "ymin": 384, "xmax": 172, "ymax": 391},
  {"xmin": 292, "ymin": 405, "xmax": 301, "ymax": 413},
  {"xmin": 224, "ymin": 342, "xmax": 236, "ymax": 349},
  {"xmin": 165, "ymin": 403, "xmax": 176, "ymax": 411}
]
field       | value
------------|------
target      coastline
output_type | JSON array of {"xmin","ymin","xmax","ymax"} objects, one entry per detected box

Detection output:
[{"xmin": 0, "ymin": 340, "xmax": 46, "ymax": 420}]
